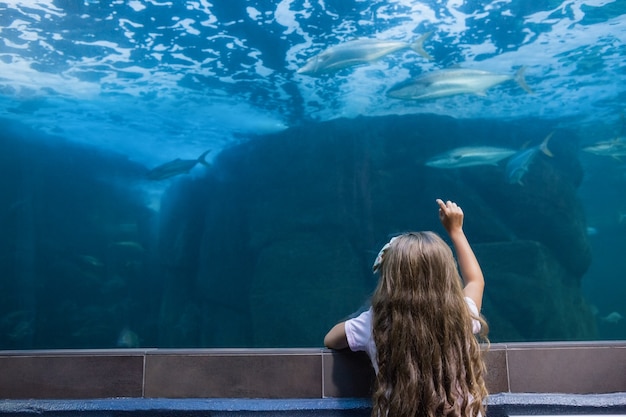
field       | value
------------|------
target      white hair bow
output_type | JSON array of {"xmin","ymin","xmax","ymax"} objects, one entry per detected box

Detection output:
[{"xmin": 372, "ymin": 236, "xmax": 397, "ymax": 272}]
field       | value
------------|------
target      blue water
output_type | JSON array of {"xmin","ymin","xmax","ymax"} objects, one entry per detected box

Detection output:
[
  {"xmin": 0, "ymin": 0, "xmax": 625, "ymax": 348},
  {"xmin": 1, "ymin": 0, "xmax": 624, "ymax": 163}
]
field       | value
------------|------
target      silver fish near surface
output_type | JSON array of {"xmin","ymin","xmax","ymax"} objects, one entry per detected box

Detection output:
[
  {"xmin": 505, "ymin": 132, "xmax": 554, "ymax": 185},
  {"xmin": 387, "ymin": 67, "xmax": 532, "ymax": 100},
  {"xmin": 582, "ymin": 137, "xmax": 626, "ymax": 159},
  {"xmin": 146, "ymin": 149, "xmax": 211, "ymax": 181},
  {"xmin": 297, "ymin": 32, "xmax": 432, "ymax": 75},
  {"xmin": 425, "ymin": 146, "xmax": 518, "ymax": 169}
]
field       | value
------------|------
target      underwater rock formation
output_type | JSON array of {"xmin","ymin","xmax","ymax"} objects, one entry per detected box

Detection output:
[
  {"xmin": 0, "ymin": 120, "xmax": 155, "ymax": 349},
  {"xmin": 156, "ymin": 113, "xmax": 596, "ymax": 346},
  {"xmin": 0, "ymin": 113, "xmax": 600, "ymax": 349},
  {"xmin": 475, "ymin": 240, "xmax": 596, "ymax": 341}
]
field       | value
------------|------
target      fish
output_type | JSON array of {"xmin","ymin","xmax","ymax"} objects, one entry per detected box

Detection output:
[
  {"xmin": 117, "ymin": 327, "xmax": 140, "ymax": 348},
  {"xmin": 297, "ymin": 32, "xmax": 432, "ymax": 75},
  {"xmin": 582, "ymin": 137, "xmax": 626, "ymax": 160},
  {"xmin": 505, "ymin": 132, "xmax": 554, "ymax": 185},
  {"xmin": 77, "ymin": 255, "xmax": 104, "ymax": 268},
  {"xmin": 425, "ymin": 146, "xmax": 518, "ymax": 169},
  {"xmin": 146, "ymin": 149, "xmax": 211, "ymax": 180},
  {"xmin": 600, "ymin": 312, "xmax": 623, "ymax": 324},
  {"xmin": 387, "ymin": 66, "xmax": 532, "ymax": 100},
  {"xmin": 110, "ymin": 241, "xmax": 145, "ymax": 253}
]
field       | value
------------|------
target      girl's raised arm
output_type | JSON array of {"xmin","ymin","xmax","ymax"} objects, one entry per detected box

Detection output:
[{"xmin": 436, "ymin": 199, "xmax": 485, "ymax": 311}]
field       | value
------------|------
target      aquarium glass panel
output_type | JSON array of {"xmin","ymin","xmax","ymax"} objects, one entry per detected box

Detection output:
[{"xmin": 0, "ymin": 0, "xmax": 625, "ymax": 349}]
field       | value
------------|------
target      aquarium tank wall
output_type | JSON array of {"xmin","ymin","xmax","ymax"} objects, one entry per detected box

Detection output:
[{"xmin": 0, "ymin": 0, "xmax": 624, "ymax": 349}]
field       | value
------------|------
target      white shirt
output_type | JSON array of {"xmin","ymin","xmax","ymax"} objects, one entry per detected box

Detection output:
[{"xmin": 345, "ymin": 297, "xmax": 481, "ymax": 373}]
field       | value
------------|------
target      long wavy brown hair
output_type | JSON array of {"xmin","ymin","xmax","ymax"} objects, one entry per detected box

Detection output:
[{"xmin": 371, "ymin": 232, "xmax": 489, "ymax": 417}]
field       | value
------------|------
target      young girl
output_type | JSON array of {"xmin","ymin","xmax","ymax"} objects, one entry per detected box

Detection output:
[{"xmin": 324, "ymin": 199, "xmax": 489, "ymax": 417}]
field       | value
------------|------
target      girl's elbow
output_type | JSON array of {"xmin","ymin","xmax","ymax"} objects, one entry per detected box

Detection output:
[
  {"xmin": 324, "ymin": 335, "xmax": 344, "ymax": 350},
  {"xmin": 324, "ymin": 324, "xmax": 349, "ymax": 349}
]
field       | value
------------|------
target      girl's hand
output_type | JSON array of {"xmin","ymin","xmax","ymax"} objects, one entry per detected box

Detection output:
[{"xmin": 436, "ymin": 199, "xmax": 464, "ymax": 235}]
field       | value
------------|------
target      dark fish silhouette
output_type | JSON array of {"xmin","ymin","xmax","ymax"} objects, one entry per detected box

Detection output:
[
  {"xmin": 146, "ymin": 150, "xmax": 211, "ymax": 180},
  {"xmin": 505, "ymin": 132, "xmax": 553, "ymax": 185}
]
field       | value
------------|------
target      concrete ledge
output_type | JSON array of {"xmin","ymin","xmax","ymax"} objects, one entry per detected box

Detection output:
[
  {"xmin": 488, "ymin": 392, "xmax": 626, "ymax": 416},
  {"xmin": 0, "ymin": 342, "xmax": 624, "ymax": 400},
  {"xmin": 0, "ymin": 398, "xmax": 372, "ymax": 417},
  {"xmin": 0, "ymin": 394, "xmax": 625, "ymax": 417}
]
